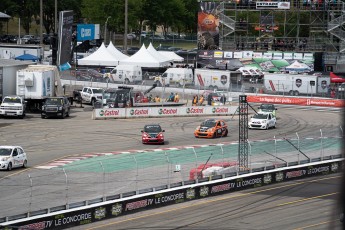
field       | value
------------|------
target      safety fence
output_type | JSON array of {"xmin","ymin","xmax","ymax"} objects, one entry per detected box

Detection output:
[{"xmin": 0, "ymin": 127, "xmax": 343, "ymax": 223}]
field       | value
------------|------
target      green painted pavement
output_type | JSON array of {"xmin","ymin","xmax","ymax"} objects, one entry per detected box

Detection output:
[{"xmin": 60, "ymin": 137, "xmax": 342, "ymax": 173}]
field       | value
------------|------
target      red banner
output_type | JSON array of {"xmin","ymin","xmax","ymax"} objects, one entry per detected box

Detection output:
[{"xmin": 247, "ymin": 95, "xmax": 345, "ymax": 108}]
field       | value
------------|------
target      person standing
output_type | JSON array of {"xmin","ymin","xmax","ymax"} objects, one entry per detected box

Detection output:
[
  {"xmin": 192, "ymin": 95, "xmax": 198, "ymax": 106},
  {"xmin": 174, "ymin": 93, "xmax": 180, "ymax": 102},
  {"xmin": 198, "ymin": 94, "xmax": 204, "ymax": 106}
]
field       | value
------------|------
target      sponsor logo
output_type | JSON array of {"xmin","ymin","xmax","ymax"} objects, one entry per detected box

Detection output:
[
  {"xmin": 295, "ymin": 79, "xmax": 302, "ymax": 88},
  {"xmin": 99, "ymin": 109, "xmax": 119, "ymax": 117},
  {"xmin": 211, "ymin": 183, "xmax": 235, "ymax": 193},
  {"xmin": 285, "ymin": 170, "xmax": 306, "ymax": 179},
  {"xmin": 94, "ymin": 207, "xmax": 106, "ymax": 220},
  {"xmin": 130, "ymin": 108, "xmax": 149, "ymax": 116},
  {"xmin": 186, "ymin": 188, "xmax": 196, "ymax": 200},
  {"xmin": 263, "ymin": 174, "xmax": 272, "ymax": 184},
  {"xmin": 221, "ymin": 75, "xmax": 227, "ymax": 85},
  {"xmin": 111, "ymin": 203, "xmax": 123, "ymax": 216},
  {"xmin": 212, "ymin": 107, "xmax": 229, "ymax": 113},
  {"xmin": 331, "ymin": 163, "xmax": 339, "ymax": 172},
  {"xmin": 308, "ymin": 166, "xmax": 329, "ymax": 175},
  {"xmin": 158, "ymin": 108, "xmax": 178, "ymax": 115},
  {"xmin": 186, "ymin": 107, "xmax": 204, "ymax": 114},
  {"xmin": 199, "ymin": 186, "xmax": 209, "ymax": 197},
  {"xmin": 275, "ymin": 172, "xmax": 284, "ymax": 182},
  {"xmin": 125, "ymin": 199, "xmax": 148, "ymax": 211}
]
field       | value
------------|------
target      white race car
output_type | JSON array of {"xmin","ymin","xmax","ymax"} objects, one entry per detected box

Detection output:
[
  {"xmin": 0, "ymin": 146, "xmax": 28, "ymax": 171},
  {"xmin": 248, "ymin": 113, "xmax": 276, "ymax": 130}
]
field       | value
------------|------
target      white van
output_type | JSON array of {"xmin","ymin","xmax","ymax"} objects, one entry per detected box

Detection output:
[
  {"xmin": 156, "ymin": 68, "xmax": 194, "ymax": 87},
  {"xmin": 103, "ymin": 65, "xmax": 142, "ymax": 84}
]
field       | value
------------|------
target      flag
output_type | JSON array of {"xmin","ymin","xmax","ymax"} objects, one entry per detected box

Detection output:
[{"xmin": 59, "ymin": 62, "xmax": 71, "ymax": 71}]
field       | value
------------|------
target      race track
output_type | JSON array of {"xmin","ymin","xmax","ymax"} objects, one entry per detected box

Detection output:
[{"xmin": 0, "ymin": 104, "xmax": 342, "ymax": 219}]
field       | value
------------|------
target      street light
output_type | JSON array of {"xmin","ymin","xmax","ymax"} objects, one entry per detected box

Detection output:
[{"xmin": 104, "ymin": 16, "xmax": 111, "ymax": 45}]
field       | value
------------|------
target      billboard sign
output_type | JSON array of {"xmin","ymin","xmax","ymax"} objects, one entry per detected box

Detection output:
[
  {"xmin": 57, "ymin": 10, "xmax": 74, "ymax": 66},
  {"xmin": 77, "ymin": 24, "xmax": 100, "ymax": 41}
]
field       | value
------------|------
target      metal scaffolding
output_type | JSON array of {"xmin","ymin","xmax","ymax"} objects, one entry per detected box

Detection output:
[{"xmin": 238, "ymin": 95, "xmax": 249, "ymax": 171}]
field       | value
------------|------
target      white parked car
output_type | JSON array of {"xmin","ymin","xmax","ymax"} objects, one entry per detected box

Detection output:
[
  {"xmin": 0, "ymin": 146, "xmax": 27, "ymax": 171},
  {"xmin": 248, "ymin": 113, "xmax": 276, "ymax": 130}
]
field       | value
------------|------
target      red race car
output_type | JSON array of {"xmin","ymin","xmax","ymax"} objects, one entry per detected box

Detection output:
[{"xmin": 141, "ymin": 124, "xmax": 165, "ymax": 144}]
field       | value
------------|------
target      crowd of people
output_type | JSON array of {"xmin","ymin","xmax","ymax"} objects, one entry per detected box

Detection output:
[{"xmin": 147, "ymin": 92, "xmax": 180, "ymax": 103}]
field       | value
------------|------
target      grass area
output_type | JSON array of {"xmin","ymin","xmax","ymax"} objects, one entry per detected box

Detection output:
[{"xmin": 1, "ymin": 17, "xmax": 44, "ymax": 36}]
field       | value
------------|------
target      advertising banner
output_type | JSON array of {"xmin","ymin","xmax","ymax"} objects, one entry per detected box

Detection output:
[
  {"xmin": 198, "ymin": 1, "xmax": 220, "ymax": 50},
  {"xmin": 182, "ymin": 107, "xmax": 207, "ymax": 116},
  {"xmin": 93, "ymin": 108, "xmax": 126, "ymax": 119},
  {"xmin": 57, "ymin": 10, "xmax": 74, "ymax": 66},
  {"xmin": 77, "ymin": 24, "xmax": 100, "ymax": 41},
  {"xmin": 150, "ymin": 107, "xmax": 180, "ymax": 117},
  {"xmin": 247, "ymin": 95, "xmax": 345, "ymax": 107},
  {"xmin": 126, "ymin": 108, "xmax": 151, "ymax": 118},
  {"xmin": 256, "ymin": 1, "xmax": 290, "ymax": 9}
]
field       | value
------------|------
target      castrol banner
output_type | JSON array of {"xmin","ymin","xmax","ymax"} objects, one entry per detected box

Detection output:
[
  {"xmin": 126, "ymin": 108, "xmax": 150, "ymax": 118},
  {"xmin": 93, "ymin": 108, "xmax": 126, "ymax": 119},
  {"xmin": 93, "ymin": 106, "xmax": 239, "ymax": 119},
  {"xmin": 150, "ymin": 107, "xmax": 179, "ymax": 116},
  {"xmin": 181, "ymin": 107, "xmax": 206, "ymax": 116},
  {"xmin": 247, "ymin": 95, "xmax": 345, "ymax": 108}
]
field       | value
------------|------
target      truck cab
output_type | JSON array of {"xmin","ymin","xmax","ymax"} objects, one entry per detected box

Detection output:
[{"xmin": 0, "ymin": 96, "xmax": 26, "ymax": 119}]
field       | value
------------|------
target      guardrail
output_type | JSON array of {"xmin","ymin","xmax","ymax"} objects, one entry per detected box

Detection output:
[{"xmin": 1, "ymin": 157, "xmax": 343, "ymax": 229}]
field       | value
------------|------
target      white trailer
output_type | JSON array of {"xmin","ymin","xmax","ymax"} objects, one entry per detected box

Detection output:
[
  {"xmin": 161, "ymin": 68, "xmax": 194, "ymax": 87},
  {"xmin": 103, "ymin": 65, "xmax": 142, "ymax": 84},
  {"xmin": 16, "ymin": 65, "xmax": 63, "ymax": 109},
  {"xmin": 194, "ymin": 69, "xmax": 242, "ymax": 91},
  {"xmin": 0, "ymin": 59, "xmax": 33, "ymax": 100},
  {"xmin": 264, "ymin": 73, "xmax": 330, "ymax": 96}
]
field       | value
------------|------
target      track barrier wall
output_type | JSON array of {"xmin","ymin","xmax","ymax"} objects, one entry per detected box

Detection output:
[
  {"xmin": 92, "ymin": 106, "xmax": 238, "ymax": 119},
  {"xmin": 1, "ymin": 159, "xmax": 343, "ymax": 229}
]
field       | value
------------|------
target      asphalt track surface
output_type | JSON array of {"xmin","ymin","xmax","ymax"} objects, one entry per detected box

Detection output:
[
  {"xmin": 69, "ymin": 173, "xmax": 344, "ymax": 230},
  {"xmin": 0, "ymin": 103, "xmax": 343, "ymax": 220}
]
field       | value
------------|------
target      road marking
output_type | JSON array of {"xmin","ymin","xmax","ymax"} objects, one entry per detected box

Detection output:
[
  {"xmin": 293, "ymin": 220, "xmax": 337, "ymax": 229},
  {"xmin": 277, "ymin": 192, "xmax": 339, "ymax": 207}
]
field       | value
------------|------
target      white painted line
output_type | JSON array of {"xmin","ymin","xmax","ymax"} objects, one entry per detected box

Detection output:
[
  {"xmin": 35, "ymin": 166, "xmax": 58, "ymax": 169},
  {"xmin": 153, "ymin": 149, "xmax": 163, "ymax": 152},
  {"xmin": 167, "ymin": 148, "xmax": 179, "ymax": 150}
]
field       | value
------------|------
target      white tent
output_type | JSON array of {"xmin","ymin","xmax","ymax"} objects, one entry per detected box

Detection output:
[
  {"xmin": 158, "ymin": 51, "xmax": 184, "ymax": 62},
  {"xmin": 106, "ymin": 41, "xmax": 128, "ymax": 61},
  {"xmin": 120, "ymin": 44, "xmax": 169, "ymax": 67},
  {"xmin": 146, "ymin": 43, "xmax": 173, "ymax": 63},
  {"xmin": 285, "ymin": 60, "xmax": 311, "ymax": 72},
  {"xmin": 78, "ymin": 43, "xmax": 119, "ymax": 66}
]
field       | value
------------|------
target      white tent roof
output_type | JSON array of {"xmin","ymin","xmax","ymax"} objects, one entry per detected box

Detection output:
[
  {"xmin": 106, "ymin": 41, "xmax": 128, "ymax": 61},
  {"xmin": 78, "ymin": 43, "xmax": 119, "ymax": 66},
  {"xmin": 146, "ymin": 43, "xmax": 173, "ymax": 63},
  {"xmin": 158, "ymin": 51, "xmax": 184, "ymax": 62},
  {"xmin": 285, "ymin": 60, "xmax": 311, "ymax": 71},
  {"xmin": 120, "ymin": 44, "xmax": 169, "ymax": 67}
]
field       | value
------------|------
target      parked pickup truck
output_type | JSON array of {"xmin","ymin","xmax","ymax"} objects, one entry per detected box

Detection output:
[
  {"xmin": 81, "ymin": 87, "xmax": 104, "ymax": 106},
  {"xmin": 0, "ymin": 96, "xmax": 26, "ymax": 119}
]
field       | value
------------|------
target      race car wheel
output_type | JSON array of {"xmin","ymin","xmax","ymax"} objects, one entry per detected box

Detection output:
[
  {"xmin": 124, "ymin": 78, "xmax": 130, "ymax": 85},
  {"xmin": 22, "ymin": 160, "xmax": 27, "ymax": 168},
  {"xmin": 224, "ymin": 129, "xmax": 228, "ymax": 137},
  {"xmin": 7, "ymin": 162, "xmax": 12, "ymax": 171},
  {"xmin": 41, "ymin": 114, "xmax": 46, "ymax": 119},
  {"xmin": 213, "ymin": 132, "xmax": 217, "ymax": 138}
]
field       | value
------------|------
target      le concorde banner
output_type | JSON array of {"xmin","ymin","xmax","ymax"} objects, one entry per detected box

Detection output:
[
  {"xmin": 247, "ymin": 95, "xmax": 345, "ymax": 107},
  {"xmin": 1, "ymin": 161, "xmax": 342, "ymax": 229}
]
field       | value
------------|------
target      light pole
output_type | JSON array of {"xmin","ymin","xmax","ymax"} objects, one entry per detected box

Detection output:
[{"xmin": 104, "ymin": 16, "xmax": 111, "ymax": 45}]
